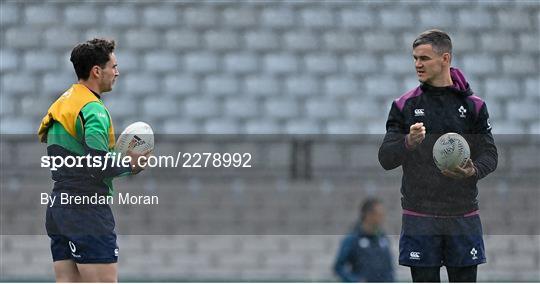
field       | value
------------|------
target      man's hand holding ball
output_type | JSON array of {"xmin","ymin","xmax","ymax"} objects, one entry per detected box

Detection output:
[{"xmin": 126, "ymin": 139, "xmax": 152, "ymax": 175}]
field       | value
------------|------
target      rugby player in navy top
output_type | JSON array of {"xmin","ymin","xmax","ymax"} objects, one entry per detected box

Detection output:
[{"xmin": 378, "ymin": 30, "xmax": 497, "ymax": 282}]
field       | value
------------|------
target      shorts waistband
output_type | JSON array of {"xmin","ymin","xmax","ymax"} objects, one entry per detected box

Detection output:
[{"xmin": 403, "ymin": 209, "xmax": 479, "ymax": 218}]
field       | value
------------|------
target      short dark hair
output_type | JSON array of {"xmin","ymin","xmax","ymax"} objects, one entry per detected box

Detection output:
[
  {"xmin": 70, "ymin": 38, "xmax": 116, "ymax": 80},
  {"xmin": 360, "ymin": 198, "xmax": 381, "ymax": 222},
  {"xmin": 412, "ymin": 29, "xmax": 452, "ymax": 55}
]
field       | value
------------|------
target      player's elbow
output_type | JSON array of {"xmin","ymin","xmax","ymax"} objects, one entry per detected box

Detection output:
[
  {"xmin": 333, "ymin": 266, "xmax": 348, "ymax": 283},
  {"xmin": 485, "ymin": 147, "xmax": 499, "ymax": 174},
  {"xmin": 379, "ymin": 159, "xmax": 397, "ymax": 171},
  {"xmin": 492, "ymin": 148, "xmax": 499, "ymax": 171},
  {"xmin": 332, "ymin": 265, "xmax": 339, "ymax": 277},
  {"xmin": 491, "ymin": 154, "xmax": 498, "ymax": 173},
  {"xmin": 378, "ymin": 148, "xmax": 399, "ymax": 170}
]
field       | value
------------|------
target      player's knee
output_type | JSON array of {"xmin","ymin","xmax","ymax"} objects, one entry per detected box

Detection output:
[
  {"xmin": 99, "ymin": 272, "xmax": 118, "ymax": 283},
  {"xmin": 99, "ymin": 275, "xmax": 117, "ymax": 283},
  {"xmin": 77, "ymin": 263, "xmax": 117, "ymax": 282},
  {"xmin": 53, "ymin": 260, "xmax": 81, "ymax": 282},
  {"xmin": 55, "ymin": 273, "xmax": 82, "ymax": 283},
  {"xmin": 79, "ymin": 273, "xmax": 117, "ymax": 283}
]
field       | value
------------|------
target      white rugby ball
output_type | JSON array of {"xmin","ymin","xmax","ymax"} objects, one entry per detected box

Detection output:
[
  {"xmin": 115, "ymin": 122, "xmax": 154, "ymax": 155},
  {"xmin": 433, "ymin": 132, "xmax": 470, "ymax": 171}
]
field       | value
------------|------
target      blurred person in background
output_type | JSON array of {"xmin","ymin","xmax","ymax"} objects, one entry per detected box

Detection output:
[{"xmin": 334, "ymin": 198, "xmax": 395, "ymax": 282}]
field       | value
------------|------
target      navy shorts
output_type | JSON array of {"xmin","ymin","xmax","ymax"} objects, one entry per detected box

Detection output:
[
  {"xmin": 45, "ymin": 203, "xmax": 118, "ymax": 264},
  {"xmin": 399, "ymin": 213, "xmax": 486, "ymax": 267}
]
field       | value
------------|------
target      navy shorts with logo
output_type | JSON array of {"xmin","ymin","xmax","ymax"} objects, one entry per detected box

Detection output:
[
  {"xmin": 399, "ymin": 213, "xmax": 486, "ymax": 267},
  {"xmin": 45, "ymin": 201, "xmax": 118, "ymax": 264}
]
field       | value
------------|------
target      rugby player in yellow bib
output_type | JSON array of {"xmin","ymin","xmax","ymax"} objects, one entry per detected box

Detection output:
[{"xmin": 39, "ymin": 38, "xmax": 150, "ymax": 282}]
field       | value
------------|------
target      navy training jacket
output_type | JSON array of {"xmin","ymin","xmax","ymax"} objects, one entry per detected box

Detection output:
[
  {"xmin": 378, "ymin": 67, "xmax": 498, "ymax": 215},
  {"xmin": 334, "ymin": 225, "xmax": 395, "ymax": 282}
]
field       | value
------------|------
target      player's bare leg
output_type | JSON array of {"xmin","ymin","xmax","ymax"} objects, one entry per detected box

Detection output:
[
  {"xmin": 77, "ymin": 263, "xmax": 118, "ymax": 282},
  {"xmin": 53, "ymin": 260, "xmax": 82, "ymax": 282}
]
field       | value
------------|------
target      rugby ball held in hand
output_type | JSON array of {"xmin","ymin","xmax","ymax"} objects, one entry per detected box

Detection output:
[
  {"xmin": 115, "ymin": 122, "xmax": 154, "ymax": 155},
  {"xmin": 433, "ymin": 132, "xmax": 470, "ymax": 171}
]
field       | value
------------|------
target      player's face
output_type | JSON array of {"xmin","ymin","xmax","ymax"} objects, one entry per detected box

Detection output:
[
  {"xmin": 373, "ymin": 204, "xmax": 385, "ymax": 225},
  {"xmin": 368, "ymin": 204, "xmax": 386, "ymax": 227},
  {"xmin": 412, "ymin": 44, "xmax": 447, "ymax": 85},
  {"xmin": 98, "ymin": 53, "xmax": 119, "ymax": 93}
]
